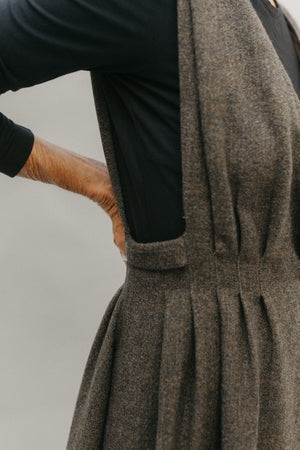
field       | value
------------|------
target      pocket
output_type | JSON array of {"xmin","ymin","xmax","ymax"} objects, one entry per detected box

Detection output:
[{"xmin": 125, "ymin": 228, "xmax": 189, "ymax": 271}]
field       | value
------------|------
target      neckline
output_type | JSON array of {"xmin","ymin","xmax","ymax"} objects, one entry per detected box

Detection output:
[{"xmin": 260, "ymin": 0, "xmax": 282, "ymax": 17}]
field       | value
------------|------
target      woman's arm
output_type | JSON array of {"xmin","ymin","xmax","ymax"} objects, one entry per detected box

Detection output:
[
  {"xmin": 0, "ymin": 0, "xmax": 141, "ymax": 262},
  {"xmin": 17, "ymin": 135, "xmax": 126, "ymax": 261}
]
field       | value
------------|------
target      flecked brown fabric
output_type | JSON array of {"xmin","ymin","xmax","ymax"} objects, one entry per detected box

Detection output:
[{"xmin": 66, "ymin": 0, "xmax": 300, "ymax": 448}]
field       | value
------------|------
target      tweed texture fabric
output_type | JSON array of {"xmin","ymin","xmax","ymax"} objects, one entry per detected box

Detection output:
[{"xmin": 66, "ymin": 0, "xmax": 300, "ymax": 448}]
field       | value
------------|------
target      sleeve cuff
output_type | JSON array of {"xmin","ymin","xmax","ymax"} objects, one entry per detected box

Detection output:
[{"xmin": 0, "ymin": 116, "xmax": 34, "ymax": 178}]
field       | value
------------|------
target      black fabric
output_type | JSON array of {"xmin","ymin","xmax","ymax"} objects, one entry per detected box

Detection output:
[
  {"xmin": 0, "ymin": 0, "xmax": 299, "ymax": 243},
  {"xmin": 0, "ymin": 114, "xmax": 34, "ymax": 177},
  {"xmin": 250, "ymin": 0, "xmax": 300, "ymax": 100}
]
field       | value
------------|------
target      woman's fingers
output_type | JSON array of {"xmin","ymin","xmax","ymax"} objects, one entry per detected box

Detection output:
[
  {"xmin": 111, "ymin": 211, "xmax": 127, "ymax": 265},
  {"xmin": 86, "ymin": 159, "xmax": 127, "ymax": 264}
]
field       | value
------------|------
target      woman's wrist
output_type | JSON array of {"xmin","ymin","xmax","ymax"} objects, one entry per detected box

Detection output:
[
  {"xmin": 83, "ymin": 156, "xmax": 120, "ymax": 219},
  {"xmin": 17, "ymin": 134, "xmax": 127, "ymax": 259},
  {"xmin": 17, "ymin": 135, "xmax": 114, "ymax": 213}
]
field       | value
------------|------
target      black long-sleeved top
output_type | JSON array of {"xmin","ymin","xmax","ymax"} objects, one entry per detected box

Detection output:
[{"xmin": 1, "ymin": 0, "xmax": 300, "ymax": 243}]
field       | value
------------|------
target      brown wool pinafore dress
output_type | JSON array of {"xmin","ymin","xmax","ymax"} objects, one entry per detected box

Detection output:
[{"xmin": 67, "ymin": 0, "xmax": 300, "ymax": 448}]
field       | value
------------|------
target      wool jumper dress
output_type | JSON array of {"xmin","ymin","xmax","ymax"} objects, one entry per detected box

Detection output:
[{"xmin": 66, "ymin": 0, "xmax": 300, "ymax": 448}]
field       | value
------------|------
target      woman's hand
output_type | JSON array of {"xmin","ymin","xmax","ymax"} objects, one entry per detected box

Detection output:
[
  {"xmin": 111, "ymin": 209, "xmax": 127, "ymax": 265},
  {"xmin": 86, "ymin": 158, "xmax": 127, "ymax": 264},
  {"xmin": 93, "ymin": 188, "xmax": 127, "ymax": 264},
  {"xmin": 17, "ymin": 135, "xmax": 127, "ymax": 264}
]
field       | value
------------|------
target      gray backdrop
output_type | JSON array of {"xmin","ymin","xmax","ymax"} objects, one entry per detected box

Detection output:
[{"xmin": 0, "ymin": 1, "xmax": 299, "ymax": 448}]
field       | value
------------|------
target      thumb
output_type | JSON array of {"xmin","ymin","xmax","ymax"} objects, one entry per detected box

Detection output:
[{"xmin": 111, "ymin": 211, "xmax": 127, "ymax": 262}]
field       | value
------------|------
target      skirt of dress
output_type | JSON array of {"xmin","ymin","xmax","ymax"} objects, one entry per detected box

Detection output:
[{"xmin": 66, "ymin": 248, "xmax": 300, "ymax": 449}]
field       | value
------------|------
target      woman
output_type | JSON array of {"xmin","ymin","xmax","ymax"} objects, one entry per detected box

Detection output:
[{"xmin": 1, "ymin": 0, "xmax": 299, "ymax": 448}]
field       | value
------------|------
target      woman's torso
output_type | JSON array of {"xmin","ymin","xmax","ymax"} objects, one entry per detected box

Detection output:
[
  {"xmin": 99, "ymin": 0, "xmax": 300, "ymax": 243},
  {"xmin": 0, "ymin": 0, "xmax": 300, "ymax": 243}
]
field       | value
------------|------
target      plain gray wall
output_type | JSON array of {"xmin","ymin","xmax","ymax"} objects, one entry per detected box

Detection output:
[{"xmin": 0, "ymin": 1, "xmax": 299, "ymax": 448}]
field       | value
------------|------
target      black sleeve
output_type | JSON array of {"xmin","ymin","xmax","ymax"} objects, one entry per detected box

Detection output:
[
  {"xmin": 0, "ymin": 114, "xmax": 34, "ymax": 177},
  {"xmin": 0, "ymin": 0, "xmax": 152, "ymax": 177}
]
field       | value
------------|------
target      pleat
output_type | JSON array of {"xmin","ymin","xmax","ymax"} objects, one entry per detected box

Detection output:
[
  {"xmin": 190, "ymin": 290, "xmax": 222, "ymax": 448},
  {"xmin": 99, "ymin": 281, "xmax": 170, "ymax": 449},
  {"xmin": 256, "ymin": 290, "xmax": 299, "ymax": 448},
  {"xmin": 216, "ymin": 290, "xmax": 260, "ymax": 449},
  {"xmin": 217, "ymin": 287, "xmax": 299, "ymax": 449},
  {"xmin": 155, "ymin": 288, "xmax": 195, "ymax": 449}
]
